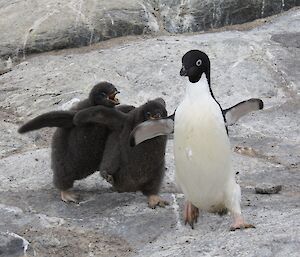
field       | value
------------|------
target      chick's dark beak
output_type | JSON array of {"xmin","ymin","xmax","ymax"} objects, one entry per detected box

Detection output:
[{"xmin": 180, "ymin": 66, "xmax": 188, "ymax": 76}]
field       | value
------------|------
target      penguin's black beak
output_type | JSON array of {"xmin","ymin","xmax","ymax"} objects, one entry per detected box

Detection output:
[{"xmin": 180, "ymin": 66, "xmax": 188, "ymax": 76}]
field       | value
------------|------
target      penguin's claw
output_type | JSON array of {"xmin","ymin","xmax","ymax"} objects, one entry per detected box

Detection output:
[
  {"xmin": 230, "ymin": 214, "xmax": 255, "ymax": 231},
  {"xmin": 61, "ymin": 191, "xmax": 79, "ymax": 203},
  {"xmin": 184, "ymin": 201, "xmax": 199, "ymax": 229},
  {"xmin": 230, "ymin": 223, "xmax": 255, "ymax": 231},
  {"xmin": 230, "ymin": 223, "xmax": 256, "ymax": 231},
  {"xmin": 148, "ymin": 195, "xmax": 170, "ymax": 209}
]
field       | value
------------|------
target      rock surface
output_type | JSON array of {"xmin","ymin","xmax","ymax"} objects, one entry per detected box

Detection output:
[
  {"xmin": 0, "ymin": 232, "xmax": 31, "ymax": 257},
  {"xmin": 0, "ymin": 8, "xmax": 299, "ymax": 257},
  {"xmin": 0, "ymin": 0, "xmax": 299, "ymax": 65}
]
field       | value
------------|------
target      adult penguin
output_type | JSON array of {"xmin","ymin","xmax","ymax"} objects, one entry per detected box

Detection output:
[
  {"xmin": 174, "ymin": 50, "xmax": 255, "ymax": 230},
  {"xmin": 130, "ymin": 51, "xmax": 259, "ymax": 230}
]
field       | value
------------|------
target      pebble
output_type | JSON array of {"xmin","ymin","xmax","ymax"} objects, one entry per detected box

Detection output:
[{"xmin": 255, "ymin": 183, "xmax": 282, "ymax": 194}]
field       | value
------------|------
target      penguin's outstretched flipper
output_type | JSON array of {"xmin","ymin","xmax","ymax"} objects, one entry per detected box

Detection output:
[
  {"xmin": 73, "ymin": 106, "xmax": 127, "ymax": 130},
  {"xmin": 129, "ymin": 113, "xmax": 174, "ymax": 147},
  {"xmin": 18, "ymin": 111, "xmax": 76, "ymax": 133},
  {"xmin": 223, "ymin": 98, "xmax": 263, "ymax": 126},
  {"xmin": 129, "ymin": 98, "xmax": 263, "ymax": 146}
]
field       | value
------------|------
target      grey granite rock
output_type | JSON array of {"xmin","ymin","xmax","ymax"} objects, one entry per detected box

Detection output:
[
  {"xmin": 0, "ymin": 232, "xmax": 31, "ymax": 257},
  {"xmin": 0, "ymin": 0, "xmax": 155, "ymax": 63},
  {"xmin": 0, "ymin": 8, "xmax": 299, "ymax": 257},
  {"xmin": 0, "ymin": 1, "xmax": 299, "ymax": 66}
]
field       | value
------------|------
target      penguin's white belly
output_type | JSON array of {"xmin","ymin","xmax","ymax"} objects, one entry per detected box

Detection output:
[{"xmin": 174, "ymin": 98, "xmax": 234, "ymax": 211}]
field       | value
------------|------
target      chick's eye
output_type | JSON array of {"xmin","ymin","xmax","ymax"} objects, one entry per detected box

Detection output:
[
  {"xmin": 100, "ymin": 92, "xmax": 107, "ymax": 97},
  {"xmin": 196, "ymin": 59, "xmax": 202, "ymax": 66}
]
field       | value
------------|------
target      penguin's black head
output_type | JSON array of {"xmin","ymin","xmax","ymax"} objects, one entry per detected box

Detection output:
[
  {"xmin": 89, "ymin": 81, "xmax": 120, "ymax": 107},
  {"xmin": 142, "ymin": 98, "xmax": 167, "ymax": 122},
  {"xmin": 180, "ymin": 50, "xmax": 210, "ymax": 83}
]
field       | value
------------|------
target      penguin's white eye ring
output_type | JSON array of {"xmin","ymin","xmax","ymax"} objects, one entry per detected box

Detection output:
[{"xmin": 196, "ymin": 59, "xmax": 202, "ymax": 66}]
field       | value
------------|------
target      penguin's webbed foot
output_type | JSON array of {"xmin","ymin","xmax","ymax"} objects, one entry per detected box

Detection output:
[
  {"xmin": 147, "ymin": 195, "xmax": 170, "ymax": 209},
  {"xmin": 184, "ymin": 201, "xmax": 199, "ymax": 229},
  {"xmin": 61, "ymin": 190, "xmax": 79, "ymax": 203},
  {"xmin": 230, "ymin": 214, "xmax": 255, "ymax": 231}
]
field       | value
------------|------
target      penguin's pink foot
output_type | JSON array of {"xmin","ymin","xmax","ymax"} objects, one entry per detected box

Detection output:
[
  {"xmin": 230, "ymin": 214, "xmax": 255, "ymax": 231},
  {"xmin": 148, "ymin": 195, "xmax": 169, "ymax": 209},
  {"xmin": 61, "ymin": 191, "xmax": 79, "ymax": 203},
  {"xmin": 184, "ymin": 201, "xmax": 199, "ymax": 229}
]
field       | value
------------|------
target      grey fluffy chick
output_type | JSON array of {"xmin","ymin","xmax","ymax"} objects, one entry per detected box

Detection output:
[
  {"xmin": 18, "ymin": 81, "xmax": 124, "ymax": 203},
  {"xmin": 73, "ymin": 98, "xmax": 169, "ymax": 208}
]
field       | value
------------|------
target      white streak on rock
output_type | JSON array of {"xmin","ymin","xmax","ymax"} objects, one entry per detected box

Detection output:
[
  {"xmin": 74, "ymin": 0, "xmax": 84, "ymax": 27},
  {"xmin": 67, "ymin": 1, "xmax": 95, "ymax": 44},
  {"xmin": 67, "ymin": 3, "xmax": 91, "ymax": 27},
  {"xmin": 106, "ymin": 13, "xmax": 114, "ymax": 25},
  {"xmin": 0, "ymin": 204, "xmax": 23, "ymax": 214},
  {"xmin": 23, "ymin": 9, "xmax": 60, "ymax": 59},
  {"xmin": 261, "ymin": 0, "xmax": 265, "ymax": 17},
  {"xmin": 138, "ymin": 1, "xmax": 160, "ymax": 32}
]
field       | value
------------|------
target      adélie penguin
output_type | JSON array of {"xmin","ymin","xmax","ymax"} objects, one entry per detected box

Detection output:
[
  {"xmin": 18, "ymin": 82, "xmax": 122, "ymax": 203},
  {"xmin": 175, "ymin": 50, "xmax": 255, "ymax": 230},
  {"xmin": 73, "ymin": 98, "xmax": 169, "ymax": 208},
  {"xmin": 131, "ymin": 50, "xmax": 258, "ymax": 230}
]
